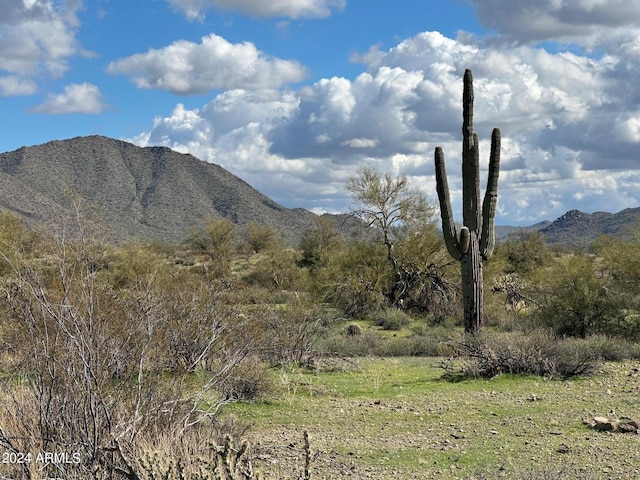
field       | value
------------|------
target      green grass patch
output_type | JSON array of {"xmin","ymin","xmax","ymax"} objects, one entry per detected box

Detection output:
[{"xmin": 224, "ymin": 357, "xmax": 640, "ymax": 479}]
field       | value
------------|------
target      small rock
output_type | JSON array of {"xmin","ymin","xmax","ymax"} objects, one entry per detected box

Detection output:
[
  {"xmin": 593, "ymin": 419, "xmax": 617, "ymax": 432},
  {"xmin": 618, "ymin": 422, "xmax": 638, "ymax": 434},
  {"xmin": 584, "ymin": 418, "xmax": 597, "ymax": 428}
]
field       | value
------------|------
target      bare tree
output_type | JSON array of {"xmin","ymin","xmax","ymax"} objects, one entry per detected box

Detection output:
[
  {"xmin": 347, "ymin": 166, "xmax": 433, "ymax": 271},
  {"xmin": 346, "ymin": 167, "xmax": 454, "ymax": 310}
]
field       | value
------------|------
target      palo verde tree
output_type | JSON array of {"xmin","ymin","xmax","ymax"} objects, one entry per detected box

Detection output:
[
  {"xmin": 346, "ymin": 166, "xmax": 438, "ymax": 307},
  {"xmin": 434, "ymin": 69, "xmax": 501, "ymax": 333}
]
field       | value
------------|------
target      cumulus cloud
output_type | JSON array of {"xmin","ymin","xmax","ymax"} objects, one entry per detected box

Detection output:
[
  {"xmin": 32, "ymin": 83, "xmax": 107, "ymax": 114},
  {"xmin": 469, "ymin": 0, "xmax": 640, "ymax": 48},
  {"xmin": 132, "ymin": 29, "xmax": 640, "ymax": 224},
  {"xmin": 0, "ymin": 0, "xmax": 82, "ymax": 93},
  {"xmin": 0, "ymin": 76, "xmax": 37, "ymax": 96},
  {"xmin": 106, "ymin": 34, "xmax": 308, "ymax": 94},
  {"xmin": 167, "ymin": 0, "xmax": 345, "ymax": 20}
]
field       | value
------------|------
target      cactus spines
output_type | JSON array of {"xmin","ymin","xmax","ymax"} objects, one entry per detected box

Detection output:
[{"xmin": 434, "ymin": 69, "xmax": 501, "ymax": 333}]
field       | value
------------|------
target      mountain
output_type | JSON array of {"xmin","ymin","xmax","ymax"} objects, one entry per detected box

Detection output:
[
  {"xmin": 0, "ymin": 136, "xmax": 353, "ymax": 245},
  {"xmin": 495, "ymin": 208, "xmax": 640, "ymax": 247},
  {"xmin": 539, "ymin": 208, "xmax": 640, "ymax": 246}
]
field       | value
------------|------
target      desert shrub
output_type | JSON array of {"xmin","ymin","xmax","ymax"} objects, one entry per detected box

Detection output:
[
  {"xmin": 391, "ymin": 223, "xmax": 460, "ymax": 317},
  {"xmin": 243, "ymin": 302, "xmax": 322, "ymax": 365},
  {"xmin": 312, "ymin": 239, "xmax": 390, "ymax": 316},
  {"xmin": 318, "ymin": 325, "xmax": 448, "ymax": 358},
  {"xmin": 497, "ymin": 229, "xmax": 549, "ymax": 273},
  {"xmin": 345, "ymin": 323, "xmax": 362, "ymax": 336},
  {"xmin": 579, "ymin": 334, "xmax": 640, "ymax": 361},
  {"xmin": 371, "ymin": 307, "xmax": 411, "ymax": 331},
  {"xmin": 299, "ymin": 216, "xmax": 344, "ymax": 269},
  {"xmin": 374, "ymin": 334, "xmax": 444, "ymax": 357},
  {"xmin": 528, "ymin": 255, "xmax": 623, "ymax": 338},
  {"xmin": 0, "ymin": 212, "xmax": 41, "ymax": 275},
  {"xmin": 209, "ymin": 414, "xmax": 254, "ymax": 445},
  {"xmin": 242, "ymin": 248, "xmax": 305, "ymax": 291},
  {"xmin": 318, "ymin": 331, "xmax": 381, "ymax": 357},
  {"xmin": 218, "ymin": 356, "xmax": 273, "ymax": 401},
  {"xmin": 441, "ymin": 330, "xmax": 598, "ymax": 380},
  {"xmin": 0, "ymin": 225, "xmax": 253, "ymax": 479},
  {"xmin": 185, "ymin": 217, "xmax": 237, "ymax": 277},
  {"xmin": 101, "ymin": 241, "xmax": 172, "ymax": 289},
  {"xmin": 160, "ymin": 279, "xmax": 235, "ymax": 372},
  {"xmin": 243, "ymin": 221, "xmax": 281, "ymax": 253},
  {"xmin": 491, "ymin": 272, "xmax": 528, "ymax": 309}
]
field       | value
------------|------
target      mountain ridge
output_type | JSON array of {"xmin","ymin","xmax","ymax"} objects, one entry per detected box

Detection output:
[
  {"xmin": 0, "ymin": 135, "xmax": 345, "ymax": 244},
  {"xmin": 538, "ymin": 207, "xmax": 640, "ymax": 246}
]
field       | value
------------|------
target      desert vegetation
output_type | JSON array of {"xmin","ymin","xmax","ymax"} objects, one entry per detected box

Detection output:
[{"xmin": 0, "ymin": 187, "xmax": 638, "ymax": 479}]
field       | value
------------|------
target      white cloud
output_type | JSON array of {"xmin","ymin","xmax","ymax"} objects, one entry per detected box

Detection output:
[
  {"xmin": 167, "ymin": 0, "xmax": 345, "ymax": 20},
  {"xmin": 0, "ymin": 0, "xmax": 81, "ymax": 93},
  {"xmin": 131, "ymin": 30, "xmax": 640, "ymax": 224},
  {"xmin": 0, "ymin": 76, "xmax": 37, "ymax": 96},
  {"xmin": 342, "ymin": 137, "xmax": 378, "ymax": 148},
  {"xmin": 32, "ymin": 83, "xmax": 107, "ymax": 114},
  {"xmin": 613, "ymin": 114, "xmax": 640, "ymax": 143},
  {"xmin": 107, "ymin": 33, "xmax": 308, "ymax": 94}
]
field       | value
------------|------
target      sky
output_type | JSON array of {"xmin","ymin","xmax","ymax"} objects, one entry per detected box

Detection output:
[{"xmin": 2, "ymin": 1, "xmax": 640, "ymax": 226}]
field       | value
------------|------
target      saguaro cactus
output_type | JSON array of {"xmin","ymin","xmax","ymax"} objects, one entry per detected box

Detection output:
[{"xmin": 434, "ymin": 69, "xmax": 501, "ymax": 333}]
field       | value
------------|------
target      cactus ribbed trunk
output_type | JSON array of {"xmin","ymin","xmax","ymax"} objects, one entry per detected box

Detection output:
[
  {"xmin": 434, "ymin": 69, "xmax": 501, "ymax": 334},
  {"xmin": 461, "ymin": 231, "xmax": 483, "ymax": 333}
]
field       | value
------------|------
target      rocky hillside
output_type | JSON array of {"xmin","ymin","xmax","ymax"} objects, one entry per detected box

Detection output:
[
  {"xmin": 0, "ymin": 136, "xmax": 353, "ymax": 244},
  {"xmin": 539, "ymin": 208, "xmax": 640, "ymax": 246}
]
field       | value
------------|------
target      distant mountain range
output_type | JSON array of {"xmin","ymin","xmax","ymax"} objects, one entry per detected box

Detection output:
[
  {"xmin": 0, "ymin": 136, "xmax": 360, "ymax": 245},
  {"xmin": 0, "ymin": 135, "xmax": 637, "ymax": 247},
  {"xmin": 538, "ymin": 208, "xmax": 640, "ymax": 246},
  {"xmin": 496, "ymin": 208, "xmax": 640, "ymax": 246}
]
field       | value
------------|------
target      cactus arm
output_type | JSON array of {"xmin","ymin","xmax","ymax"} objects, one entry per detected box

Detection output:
[
  {"xmin": 434, "ymin": 146, "xmax": 464, "ymax": 260},
  {"xmin": 459, "ymin": 226, "xmax": 470, "ymax": 254},
  {"xmin": 480, "ymin": 128, "xmax": 501, "ymax": 260}
]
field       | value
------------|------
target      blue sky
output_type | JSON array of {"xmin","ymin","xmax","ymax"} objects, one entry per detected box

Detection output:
[{"xmin": 2, "ymin": 1, "xmax": 640, "ymax": 225}]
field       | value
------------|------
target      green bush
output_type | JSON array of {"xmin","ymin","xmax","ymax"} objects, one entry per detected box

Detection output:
[
  {"xmin": 496, "ymin": 229, "xmax": 549, "ymax": 273},
  {"xmin": 242, "ymin": 248, "xmax": 305, "ymax": 291},
  {"xmin": 317, "ymin": 331, "xmax": 380, "ymax": 357},
  {"xmin": 371, "ymin": 307, "xmax": 411, "ymax": 331},
  {"xmin": 529, "ymin": 255, "xmax": 622, "ymax": 338},
  {"xmin": 243, "ymin": 221, "xmax": 281, "ymax": 253},
  {"xmin": 581, "ymin": 334, "xmax": 640, "ymax": 361},
  {"xmin": 374, "ymin": 335, "xmax": 444, "ymax": 357},
  {"xmin": 310, "ymin": 239, "xmax": 391, "ymax": 316},
  {"xmin": 299, "ymin": 216, "xmax": 344, "ymax": 269}
]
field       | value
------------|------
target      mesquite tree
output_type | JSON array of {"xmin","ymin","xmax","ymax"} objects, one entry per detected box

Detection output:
[{"xmin": 434, "ymin": 69, "xmax": 501, "ymax": 333}]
